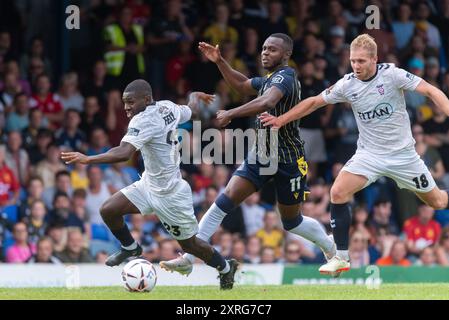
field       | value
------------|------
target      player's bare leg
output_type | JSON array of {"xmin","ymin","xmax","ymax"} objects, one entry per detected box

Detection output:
[
  {"xmin": 100, "ymin": 191, "xmax": 143, "ymax": 266},
  {"xmin": 415, "ymin": 186, "xmax": 449, "ymax": 209},
  {"xmin": 319, "ymin": 171, "xmax": 368, "ymax": 275},
  {"xmin": 162, "ymin": 176, "xmax": 256, "ymax": 274},
  {"xmin": 161, "ymin": 236, "xmax": 239, "ymax": 290}
]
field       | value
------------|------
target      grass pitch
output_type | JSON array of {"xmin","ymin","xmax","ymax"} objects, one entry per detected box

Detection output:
[{"xmin": 1, "ymin": 284, "xmax": 449, "ymax": 300}]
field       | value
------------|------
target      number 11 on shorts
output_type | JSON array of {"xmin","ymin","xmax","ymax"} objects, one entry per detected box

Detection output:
[{"xmin": 290, "ymin": 177, "xmax": 301, "ymax": 192}]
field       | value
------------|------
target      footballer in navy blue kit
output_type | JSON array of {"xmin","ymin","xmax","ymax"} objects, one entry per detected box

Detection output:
[{"xmin": 161, "ymin": 33, "xmax": 337, "ymax": 276}]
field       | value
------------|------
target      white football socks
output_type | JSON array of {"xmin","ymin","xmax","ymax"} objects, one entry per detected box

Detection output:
[
  {"xmin": 337, "ymin": 250, "xmax": 350, "ymax": 261},
  {"xmin": 288, "ymin": 216, "xmax": 334, "ymax": 254}
]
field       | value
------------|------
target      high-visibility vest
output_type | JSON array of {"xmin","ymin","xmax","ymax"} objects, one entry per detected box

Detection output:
[{"xmin": 103, "ymin": 24, "xmax": 145, "ymax": 76}]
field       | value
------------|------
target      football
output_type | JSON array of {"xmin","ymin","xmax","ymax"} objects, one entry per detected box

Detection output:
[{"xmin": 121, "ymin": 258, "xmax": 157, "ymax": 292}]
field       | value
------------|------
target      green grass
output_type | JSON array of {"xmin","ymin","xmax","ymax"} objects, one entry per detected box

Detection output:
[{"xmin": 1, "ymin": 284, "xmax": 449, "ymax": 300}]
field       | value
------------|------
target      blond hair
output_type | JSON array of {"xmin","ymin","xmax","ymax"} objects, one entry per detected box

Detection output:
[{"xmin": 350, "ymin": 34, "xmax": 377, "ymax": 57}]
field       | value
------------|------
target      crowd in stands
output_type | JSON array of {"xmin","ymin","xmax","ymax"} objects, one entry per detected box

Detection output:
[{"xmin": 1, "ymin": 0, "xmax": 449, "ymax": 267}]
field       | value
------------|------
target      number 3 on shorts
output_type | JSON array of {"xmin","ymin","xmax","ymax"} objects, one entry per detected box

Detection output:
[
  {"xmin": 163, "ymin": 222, "xmax": 181, "ymax": 237},
  {"xmin": 412, "ymin": 173, "xmax": 429, "ymax": 190}
]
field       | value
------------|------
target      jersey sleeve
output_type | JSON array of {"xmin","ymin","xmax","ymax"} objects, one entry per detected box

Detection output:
[
  {"xmin": 121, "ymin": 116, "xmax": 156, "ymax": 150},
  {"xmin": 251, "ymin": 77, "xmax": 264, "ymax": 91},
  {"xmin": 392, "ymin": 67, "xmax": 422, "ymax": 91},
  {"xmin": 321, "ymin": 77, "xmax": 347, "ymax": 104},
  {"xmin": 267, "ymin": 73, "xmax": 295, "ymax": 96},
  {"xmin": 178, "ymin": 104, "xmax": 192, "ymax": 123}
]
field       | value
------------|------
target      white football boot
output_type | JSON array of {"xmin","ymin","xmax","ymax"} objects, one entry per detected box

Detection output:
[
  {"xmin": 160, "ymin": 253, "xmax": 193, "ymax": 276},
  {"xmin": 319, "ymin": 255, "xmax": 350, "ymax": 275}
]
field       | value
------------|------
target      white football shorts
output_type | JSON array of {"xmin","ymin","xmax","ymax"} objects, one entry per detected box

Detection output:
[
  {"xmin": 121, "ymin": 178, "xmax": 198, "ymax": 240},
  {"xmin": 342, "ymin": 146, "xmax": 436, "ymax": 193}
]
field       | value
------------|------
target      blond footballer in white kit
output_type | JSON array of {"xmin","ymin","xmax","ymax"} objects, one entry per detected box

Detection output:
[{"xmin": 260, "ymin": 34, "xmax": 449, "ymax": 275}]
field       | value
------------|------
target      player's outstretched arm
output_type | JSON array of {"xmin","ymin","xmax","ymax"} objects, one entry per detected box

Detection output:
[
  {"xmin": 259, "ymin": 95, "xmax": 328, "ymax": 129},
  {"xmin": 415, "ymin": 80, "xmax": 449, "ymax": 116},
  {"xmin": 198, "ymin": 42, "xmax": 256, "ymax": 96},
  {"xmin": 215, "ymin": 86, "xmax": 284, "ymax": 127},
  {"xmin": 61, "ymin": 141, "xmax": 136, "ymax": 165}
]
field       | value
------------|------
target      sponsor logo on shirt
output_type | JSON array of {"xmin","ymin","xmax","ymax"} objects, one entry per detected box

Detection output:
[
  {"xmin": 357, "ymin": 103, "xmax": 394, "ymax": 121},
  {"xmin": 271, "ymin": 75, "xmax": 284, "ymax": 84}
]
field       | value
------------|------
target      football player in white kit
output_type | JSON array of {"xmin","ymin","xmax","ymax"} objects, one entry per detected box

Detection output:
[
  {"xmin": 61, "ymin": 80, "xmax": 239, "ymax": 290},
  {"xmin": 260, "ymin": 34, "xmax": 449, "ymax": 275}
]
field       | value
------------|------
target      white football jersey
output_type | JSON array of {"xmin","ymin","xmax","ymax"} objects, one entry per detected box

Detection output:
[
  {"xmin": 121, "ymin": 100, "xmax": 191, "ymax": 194},
  {"xmin": 321, "ymin": 63, "xmax": 422, "ymax": 154}
]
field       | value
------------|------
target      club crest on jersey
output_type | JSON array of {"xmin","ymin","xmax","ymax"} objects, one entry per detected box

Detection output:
[
  {"xmin": 271, "ymin": 75, "xmax": 284, "ymax": 84},
  {"xmin": 158, "ymin": 105, "xmax": 170, "ymax": 115},
  {"xmin": 350, "ymin": 93, "xmax": 358, "ymax": 101},
  {"xmin": 376, "ymin": 84, "xmax": 385, "ymax": 95}
]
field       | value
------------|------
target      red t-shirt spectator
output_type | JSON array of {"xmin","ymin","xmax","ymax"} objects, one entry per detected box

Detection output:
[
  {"xmin": 0, "ymin": 164, "xmax": 20, "ymax": 206},
  {"xmin": 30, "ymin": 92, "xmax": 63, "ymax": 115},
  {"xmin": 403, "ymin": 216, "xmax": 441, "ymax": 247}
]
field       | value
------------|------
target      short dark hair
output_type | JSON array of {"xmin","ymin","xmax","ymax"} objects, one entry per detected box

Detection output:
[
  {"xmin": 269, "ymin": 33, "xmax": 293, "ymax": 52},
  {"xmin": 124, "ymin": 79, "xmax": 152, "ymax": 98},
  {"xmin": 55, "ymin": 170, "xmax": 71, "ymax": 180}
]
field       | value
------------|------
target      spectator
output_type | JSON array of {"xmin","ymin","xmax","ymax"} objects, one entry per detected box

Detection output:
[
  {"xmin": 230, "ymin": 238, "xmax": 246, "ymax": 263},
  {"xmin": 20, "ymin": 36, "xmax": 52, "ymax": 81},
  {"xmin": 19, "ymin": 175, "xmax": 45, "ymax": 220},
  {"xmin": 349, "ymin": 231, "xmax": 370, "ymax": 268},
  {"xmin": 46, "ymin": 223, "xmax": 66, "ymax": 253},
  {"xmin": 23, "ymin": 199, "xmax": 48, "ymax": 244},
  {"xmin": 0, "ymin": 72, "xmax": 24, "ymax": 113},
  {"xmin": 103, "ymin": 6, "xmax": 145, "ymax": 89},
  {"xmin": 0, "ymin": 144, "xmax": 20, "ymax": 207},
  {"xmin": 244, "ymin": 235, "xmax": 261, "ymax": 264},
  {"xmin": 415, "ymin": 246, "xmax": 437, "ymax": 266},
  {"xmin": 260, "ymin": 246, "xmax": 277, "ymax": 264},
  {"xmin": 391, "ymin": 3, "xmax": 415, "ymax": 50},
  {"xmin": 368, "ymin": 199, "xmax": 400, "ymax": 238},
  {"xmin": 42, "ymin": 170, "xmax": 73, "ymax": 210},
  {"xmin": 203, "ymin": 3, "xmax": 239, "ymax": 46},
  {"xmin": 435, "ymin": 227, "xmax": 449, "ymax": 266},
  {"xmin": 22, "ymin": 108, "xmax": 48, "ymax": 152},
  {"xmin": 4, "ymin": 130, "xmax": 30, "ymax": 186},
  {"xmin": 241, "ymin": 192, "xmax": 265, "ymax": 237},
  {"xmin": 376, "ymin": 240, "xmax": 411, "ymax": 266},
  {"xmin": 403, "ymin": 204, "xmax": 441, "ymax": 257},
  {"xmin": 256, "ymin": 211, "xmax": 283, "ymax": 258},
  {"xmin": 95, "ymin": 250, "xmax": 108, "ymax": 264},
  {"xmin": 34, "ymin": 144, "xmax": 66, "ymax": 189},
  {"xmin": 3, "ymin": 60, "xmax": 31, "ymax": 96},
  {"xmin": 27, "ymin": 236, "xmax": 61, "ymax": 264},
  {"xmin": 350, "ymin": 205, "xmax": 372, "ymax": 242},
  {"xmin": 85, "ymin": 166, "xmax": 112, "ymax": 225},
  {"xmin": 29, "ymin": 74, "xmax": 64, "ymax": 129},
  {"xmin": 258, "ymin": 0, "xmax": 289, "ymax": 45},
  {"xmin": 49, "ymin": 192, "xmax": 84, "ymax": 233},
  {"xmin": 81, "ymin": 60, "xmax": 108, "ymax": 107},
  {"xmin": 158, "ymin": 239, "xmax": 179, "ymax": 263},
  {"xmin": 86, "ymin": 127, "xmax": 111, "ymax": 171},
  {"xmin": 56, "ymin": 228, "xmax": 94, "ymax": 263},
  {"xmin": 5, "ymin": 92, "xmax": 30, "ymax": 133},
  {"xmin": 104, "ymin": 162, "xmax": 136, "ymax": 194},
  {"xmin": 79, "ymin": 96, "xmax": 106, "ymax": 138},
  {"xmin": 55, "ymin": 108, "xmax": 87, "ymax": 153},
  {"xmin": 283, "ymin": 241, "xmax": 302, "ymax": 264},
  {"xmin": 216, "ymin": 231, "xmax": 233, "ymax": 258},
  {"xmin": 70, "ymin": 162, "xmax": 89, "ymax": 190},
  {"xmin": 6, "ymin": 222, "xmax": 37, "ymax": 263},
  {"xmin": 55, "ymin": 72, "xmax": 85, "ymax": 112},
  {"xmin": 27, "ymin": 128, "xmax": 53, "ymax": 165}
]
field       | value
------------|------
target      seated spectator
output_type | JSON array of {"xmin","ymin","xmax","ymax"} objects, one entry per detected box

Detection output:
[
  {"xmin": 20, "ymin": 36, "xmax": 52, "ymax": 80},
  {"xmin": 283, "ymin": 241, "xmax": 302, "ymax": 264},
  {"xmin": 0, "ymin": 145, "xmax": 20, "ymax": 207},
  {"xmin": 23, "ymin": 200, "xmax": 48, "ymax": 244},
  {"xmin": 157, "ymin": 239, "xmax": 179, "ymax": 263},
  {"xmin": 260, "ymin": 246, "xmax": 277, "ymax": 264},
  {"xmin": 230, "ymin": 238, "xmax": 246, "ymax": 263},
  {"xmin": 70, "ymin": 162, "xmax": 89, "ymax": 190},
  {"xmin": 0, "ymin": 72, "xmax": 23, "ymax": 113},
  {"xmin": 368, "ymin": 198, "xmax": 400, "ymax": 238},
  {"xmin": 48, "ymin": 192, "xmax": 85, "ymax": 233},
  {"xmin": 6, "ymin": 222, "xmax": 37, "ymax": 263},
  {"xmin": 2, "ymin": 60, "xmax": 31, "ymax": 96},
  {"xmin": 256, "ymin": 211, "xmax": 284, "ymax": 258},
  {"xmin": 104, "ymin": 162, "xmax": 136, "ymax": 194},
  {"xmin": 5, "ymin": 92, "xmax": 30, "ymax": 132},
  {"xmin": 203, "ymin": 3, "xmax": 239, "ymax": 46},
  {"xmin": 376, "ymin": 240, "xmax": 411, "ymax": 266},
  {"xmin": 241, "ymin": 192, "xmax": 265, "ymax": 237},
  {"xmin": 415, "ymin": 246, "xmax": 437, "ymax": 266},
  {"xmin": 350, "ymin": 205, "xmax": 371, "ymax": 242},
  {"xmin": 244, "ymin": 235, "xmax": 261, "ymax": 264},
  {"xmin": 86, "ymin": 127, "xmax": 111, "ymax": 171},
  {"xmin": 29, "ymin": 74, "xmax": 64, "ymax": 129},
  {"xmin": 4, "ymin": 130, "xmax": 30, "ymax": 186},
  {"xmin": 349, "ymin": 231, "xmax": 370, "ymax": 268},
  {"xmin": 95, "ymin": 250, "xmax": 108, "ymax": 264},
  {"xmin": 86, "ymin": 166, "xmax": 112, "ymax": 225},
  {"xmin": 216, "ymin": 231, "xmax": 233, "ymax": 259},
  {"xmin": 42, "ymin": 170, "xmax": 73, "ymax": 210},
  {"xmin": 22, "ymin": 108, "xmax": 49, "ymax": 152},
  {"xmin": 71, "ymin": 188, "xmax": 89, "ymax": 233},
  {"xmin": 436, "ymin": 227, "xmax": 449, "ymax": 266},
  {"xmin": 55, "ymin": 72, "xmax": 84, "ymax": 112},
  {"xmin": 46, "ymin": 223, "xmax": 67, "ymax": 253},
  {"xmin": 26, "ymin": 128, "xmax": 53, "ymax": 166},
  {"xmin": 27, "ymin": 236, "xmax": 62, "ymax": 264},
  {"xmin": 79, "ymin": 96, "xmax": 106, "ymax": 138},
  {"xmin": 19, "ymin": 176, "xmax": 45, "ymax": 220},
  {"xmin": 403, "ymin": 203, "xmax": 441, "ymax": 257},
  {"xmin": 34, "ymin": 144, "xmax": 66, "ymax": 189},
  {"xmin": 55, "ymin": 228, "xmax": 94, "ymax": 263},
  {"xmin": 55, "ymin": 108, "xmax": 87, "ymax": 152}
]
